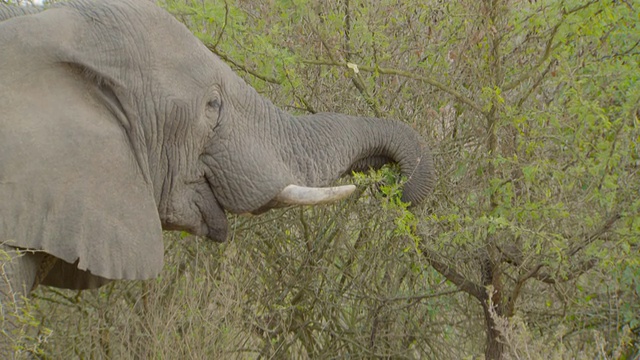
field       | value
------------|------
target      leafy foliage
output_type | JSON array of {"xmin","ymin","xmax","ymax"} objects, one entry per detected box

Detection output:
[{"xmin": 0, "ymin": 249, "xmax": 51, "ymax": 358}]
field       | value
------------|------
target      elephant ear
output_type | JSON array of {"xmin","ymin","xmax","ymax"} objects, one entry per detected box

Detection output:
[{"xmin": 0, "ymin": 5, "xmax": 164, "ymax": 287}]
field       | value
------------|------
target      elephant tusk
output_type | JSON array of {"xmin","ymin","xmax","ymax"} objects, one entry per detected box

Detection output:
[{"xmin": 274, "ymin": 184, "xmax": 356, "ymax": 205}]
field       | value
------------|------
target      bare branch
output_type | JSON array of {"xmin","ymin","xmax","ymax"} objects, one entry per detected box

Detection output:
[
  {"xmin": 319, "ymin": 1, "xmax": 384, "ymax": 118},
  {"xmin": 420, "ymin": 245, "xmax": 487, "ymax": 301},
  {"xmin": 205, "ymin": 45, "xmax": 283, "ymax": 85},
  {"xmin": 569, "ymin": 213, "xmax": 621, "ymax": 257},
  {"xmin": 349, "ymin": 73, "xmax": 383, "ymax": 117},
  {"xmin": 532, "ymin": 258, "xmax": 598, "ymax": 284},
  {"xmin": 499, "ymin": 212, "xmax": 620, "ymax": 316},
  {"xmin": 565, "ymin": 0, "xmax": 600, "ymax": 15},
  {"xmin": 210, "ymin": 0, "xmax": 229, "ymax": 51},
  {"xmin": 302, "ymin": 59, "xmax": 485, "ymax": 115},
  {"xmin": 515, "ymin": 58, "xmax": 557, "ymax": 108},
  {"xmin": 503, "ymin": 22, "xmax": 561, "ymax": 92},
  {"xmin": 379, "ymin": 289, "xmax": 461, "ymax": 303},
  {"xmin": 600, "ymin": 38, "xmax": 640, "ymax": 60}
]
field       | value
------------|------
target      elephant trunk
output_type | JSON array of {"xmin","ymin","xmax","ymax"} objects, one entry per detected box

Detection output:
[
  {"xmin": 207, "ymin": 101, "xmax": 434, "ymax": 215},
  {"xmin": 277, "ymin": 112, "xmax": 435, "ymax": 206}
]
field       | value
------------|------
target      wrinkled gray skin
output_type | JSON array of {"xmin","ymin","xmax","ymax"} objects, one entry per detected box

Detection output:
[
  {"xmin": 0, "ymin": 3, "xmax": 39, "ymax": 19},
  {"xmin": 0, "ymin": 0, "xmax": 434, "ymax": 356}
]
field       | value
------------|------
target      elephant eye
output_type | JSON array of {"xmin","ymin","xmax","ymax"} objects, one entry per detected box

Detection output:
[
  {"xmin": 205, "ymin": 89, "xmax": 222, "ymax": 122},
  {"xmin": 206, "ymin": 99, "xmax": 221, "ymax": 111},
  {"xmin": 205, "ymin": 98, "xmax": 222, "ymax": 124}
]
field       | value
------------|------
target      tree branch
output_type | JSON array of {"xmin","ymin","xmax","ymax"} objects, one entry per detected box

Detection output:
[
  {"xmin": 302, "ymin": 59, "xmax": 485, "ymax": 115},
  {"xmin": 499, "ymin": 212, "xmax": 621, "ymax": 316},
  {"xmin": 340, "ymin": 2, "xmax": 383, "ymax": 117},
  {"xmin": 515, "ymin": 58, "xmax": 557, "ymax": 108},
  {"xmin": 205, "ymin": 45, "xmax": 283, "ymax": 85},
  {"xmin": 569, "ymin": 213, "xmax": 621, "ymax": 257},
  {"xmin": 503, "ymin": 22, "xmax": 561, "ymax": 92},
  {"xmin": 210, "ymin": 0, "xmax": 229, "ymax": 51},
  {"xmin": 420, "ymin": 246, "xmax": 487, "ymax": 301}
]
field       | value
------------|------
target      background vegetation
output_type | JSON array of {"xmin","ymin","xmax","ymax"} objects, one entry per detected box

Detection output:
[{"xmin": 5, "ymin": 0, "xmax": 639, "ymax": 358}]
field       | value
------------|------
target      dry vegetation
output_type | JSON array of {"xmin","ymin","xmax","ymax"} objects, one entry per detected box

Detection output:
[{"xmin": 4, "ymin": 0, "xmax": 639, "ymax": 358}]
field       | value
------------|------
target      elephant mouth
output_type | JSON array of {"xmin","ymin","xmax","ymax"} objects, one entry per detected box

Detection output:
[
  {"xmin": 199, "ymin": 171, "xmax": 355, "ymax": 241},
  {"xmin": 199, "ymin": 177, "xmax": 229, "ymax": 242},
  {"xmin": 198, "ymin": 199, "xmax": 228, "ymax": 242}
]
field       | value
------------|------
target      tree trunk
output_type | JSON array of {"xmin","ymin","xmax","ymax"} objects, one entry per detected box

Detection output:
[
  {"xmin": 481, "ymin": 239, "xmax": 505, "ymax": 360},
  {"xmin": 483, "ymin": 301, "xmax": 505, "ymax": 360}
]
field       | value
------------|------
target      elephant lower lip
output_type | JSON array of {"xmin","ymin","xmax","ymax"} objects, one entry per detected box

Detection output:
[
  {"xmin": 162, "ymin": 222, "xmax": 183, "ymax": 232},
  {"xmin": 163, "ymin": 219, "xmax": 224, "ymax": 241},
  {"xmin": 196, "ymin": 194, "xmax": 229, "ymax": 242},
  {"xmin": 204, "ymin": 218, "xmax": 228, "ymax": 242}
]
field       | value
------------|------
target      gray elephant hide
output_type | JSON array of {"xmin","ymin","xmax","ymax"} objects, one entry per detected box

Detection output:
[{"xmin": 0, "ymin": 1, "xmax": 165, "ymax": 288}]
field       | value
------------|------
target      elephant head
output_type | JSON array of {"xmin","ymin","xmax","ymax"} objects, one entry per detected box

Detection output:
[{"xmin": 0, "ymin": 0, "xmax": 434, "ymax": 290}]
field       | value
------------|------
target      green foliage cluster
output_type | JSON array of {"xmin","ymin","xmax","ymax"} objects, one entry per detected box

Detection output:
[
  {"xmin": 0, "ymin": 249, "xmax": 51, "ymax": 358},
  {"xmin": 23, "ymin": 0, "xmax": 640, "ymax": 358}
]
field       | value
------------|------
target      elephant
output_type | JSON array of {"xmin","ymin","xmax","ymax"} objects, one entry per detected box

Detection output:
[
  {"xmin": 0, "ymin": 0, "xmax": 434, "ymax": 356},
  {"xmin": 0, "ymin": 3, "xmax": 40, "ymax": 20}
]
